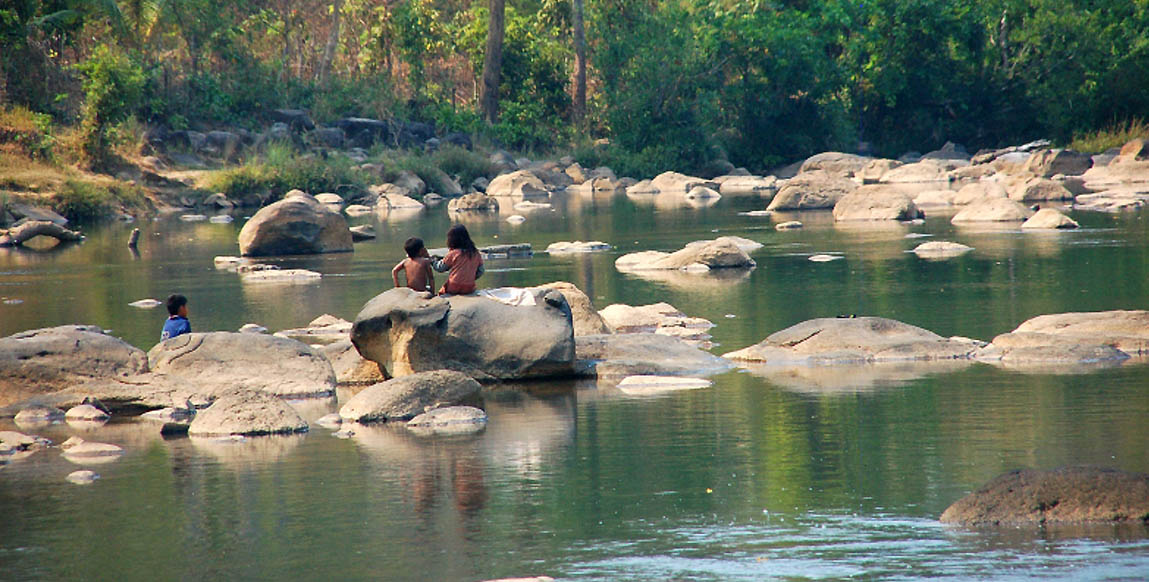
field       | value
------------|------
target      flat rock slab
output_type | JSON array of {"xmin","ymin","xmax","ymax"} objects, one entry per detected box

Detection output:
[
  {"xmin": 940, "ymin": 466, "xmax": 1149, "ymax": 526},
  {"xmin": 617, "ymin": 375, "xmax": 712, "ymax": 396},
  {"xmin": 188, "ymin": 389, "xmax": 309, "ymax": 437},
  {"xmin": 149, "ymin": 332, "xmax": 337, "ymax": 399},
  {"xmin": 406, "ymin": 405, "xmax": 488, "ymax": 435},
  {"xmin": 723, "ymin": 317, "xmax": 982, "ymax": 364},
  {"xmin": 913, "ymin": 241, "xmax": 973, "ymax": 260},
  {"xmin": 546, "ymin": 241, "xmax": 611, "ymax": 253},
  {"xmin": 576, "ymin": 333, "xmax": 734, "ymax": 379},
  {"xmin": 0, "ymin": 325, "xmax": 148, "ymax": 407},
  {"xmin": 351, "ymin": 288, "xmax": 575, "ymax": 381},
  {"xmin": 987, "ymin": 310, "xmax": 1149, "ymax": 358},
  {"xmin": 339, "ymin": 370, "xmax": 481, "ymax": 423}
]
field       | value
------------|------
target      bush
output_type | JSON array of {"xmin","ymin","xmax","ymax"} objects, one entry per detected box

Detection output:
[
  {"xmin": 51, "ymin": 178, "xmax": 147, "ymax": 222},
  {"xmin": 74, "ymin": 46, "xmax": 144, "ymax": 168},
  {"xmin": 0, "ymin": 106, "xmax": 55, "ymax": 159},
  {"xmin": 431, "ymin": 145, "xmax": 492, "ymax": 186},
  {"xmin": 204, "ymin": 144, "xmax": 369, "ymax": 204},
  {"xmin": 1068, "ymin": 118, "xmax": 1149, "ymax": 154}
]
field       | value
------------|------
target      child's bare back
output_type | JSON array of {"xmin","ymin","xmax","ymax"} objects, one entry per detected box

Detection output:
[{"xmin": 392, "ymin": 237, "xmax": 435, "ymax": 293}]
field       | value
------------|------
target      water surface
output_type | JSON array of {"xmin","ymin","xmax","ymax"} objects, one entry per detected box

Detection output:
[{"xmin": 1, "ymin": 189, "xmax": 1147, "ymax": 580}]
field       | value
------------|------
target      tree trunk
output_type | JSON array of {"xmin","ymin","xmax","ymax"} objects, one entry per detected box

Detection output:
[
  {"xmin": 572, "ymin": 0, "xmax": 587, "ymax": 123},
  {"xmin": 0, "ymin": 221, "xmax": 84, "ymax": 247},
  {"xmin": 479, "ymin": 0, "xmax": 506, "ymax": 124},
  {"xmin": 318, "ymin": 0, "xmax": 345, "ymax": 83}
]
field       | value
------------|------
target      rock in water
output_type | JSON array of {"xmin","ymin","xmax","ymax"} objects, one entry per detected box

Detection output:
[
  {"xmin": 723, "ymin": 317, "xmax": 981, "ymax": 364},
  {"xmin": 65, "ymin": 404, "xmax": 110, "ymax": 421},
  {"xmin": 0, "ymin": 325, "xmax": 148, "ymax": 407},
  {"xmin": 1021, "ymin": 208, "xmax": 1079, "ymax": 230},
  {"xmin": 406, "ymin": 405, "xmax": 488, "ymax": 435},
  {"xmin": 533, "ymin": 282, "xmax": 612, "ymax": 336},
  {"xmin": 60, "ymin": 436, "xmax": 123, "ymax": 458},
  {"xmin": 940, "ymin": 466, "xmax": 1149, "ymax": 526},
  {"xmin": 913, "ymin": 241, "xmax": 973, "ymax": 260},
  {"xmin": 188, "ymin": 389, "xmax": 309, "ymax": 437},
  {"xmin": 148, "ymin": 332, "xmax": 337, "ymax": 399},
  {"xmin": 832, "ymin": 185, "xmax": 924, "ymax": 221},
  {"xmin": 615, "ymin": 239, "xmax": 755, "ymax": 272},
  {"xmin": 67, "ymin": 470, "xmax": 99, "ymax": 485},
  {"xmin": 339, "ymin": 370, "xmax": 482, "ymax": 422},
  {"xmin": 350, "ymin": 288, "xmax": 576, "ymax": 381},
  {"xmin": 14, "ymin": 405, "xmax": 65, "ymax": 427},
  {"xmin": 237, "ymin": 192, "xmax": 353, "ymax": 256},
  {"xmin": 951, "ymin": 198, "xmax": 1034, "ymax": 223},
  {"xmin": 767, "ymin": 170, "xmax": 858, "ymax": 210}
]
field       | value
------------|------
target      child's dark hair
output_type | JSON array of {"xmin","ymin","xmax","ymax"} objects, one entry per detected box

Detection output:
[
  {"xmin": 166, "ymin": 294, "xmax": 187, "ymax": 316},
  {"xmin": 446, "ymin": 224, "xmax": 478, "ymax": 257},
  {"xmin": 403, "ymin": 237, "xmax": 425, "ymax": 258}
]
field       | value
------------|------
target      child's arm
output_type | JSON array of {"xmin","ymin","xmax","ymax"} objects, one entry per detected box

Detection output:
[
  {"xmin": 423, "ymin": 260, "xmax": 436, "ymax": 294},
  {"xmin": 392, "ymin": 260, "xmax": 405, "ymax": 287}
]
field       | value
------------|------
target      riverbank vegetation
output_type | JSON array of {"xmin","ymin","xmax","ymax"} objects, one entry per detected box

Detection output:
[{"xmin": 2, "ymin": 0, "xmax": 1149, "ymax": 178}]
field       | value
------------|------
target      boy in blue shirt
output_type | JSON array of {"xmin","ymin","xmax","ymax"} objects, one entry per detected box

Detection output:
[{"xmin": 161, "ymin": 294, "xmax": 191, "ymax": 341}]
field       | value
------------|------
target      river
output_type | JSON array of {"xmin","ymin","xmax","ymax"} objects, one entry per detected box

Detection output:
[{"xmin": 1, "ymin": 188, "xmax": 1147, "ymax": 580}]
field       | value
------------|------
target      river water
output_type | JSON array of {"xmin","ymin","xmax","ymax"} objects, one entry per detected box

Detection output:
[{"xmin": 1, "ymin": 188, "xmax": 1147, "ymax": 580}]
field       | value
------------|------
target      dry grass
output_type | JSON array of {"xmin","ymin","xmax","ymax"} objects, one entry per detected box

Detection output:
[{"xmin": 1068, "ymin": 118, "xmax": 1148, "ymax": 154}]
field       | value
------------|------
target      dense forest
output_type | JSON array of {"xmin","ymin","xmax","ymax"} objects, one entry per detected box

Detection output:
[{"xmin": 3, "ymin": 0, "xmax": 1149, "ymax": 175}]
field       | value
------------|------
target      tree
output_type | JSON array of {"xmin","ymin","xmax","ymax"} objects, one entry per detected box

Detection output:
[
  {"xmin": 479, "ymin": 0, "xmax": 504, "ymax": 124},
  {"xmin": 571, "ymin": 0, "xmax": 586, "ymax": 124}
]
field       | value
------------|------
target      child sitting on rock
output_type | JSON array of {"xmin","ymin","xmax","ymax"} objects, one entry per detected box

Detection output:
[
  {"xmin": 392, "ymin": 237, "xmax": 435, "ymax": 294},
  {"xmin": 432, "ymin": 224, "xmax": 484, "ymax": 295},
  {"xmin": 161, "ymin": 294, "xmax": 191, "ymax": 341}
]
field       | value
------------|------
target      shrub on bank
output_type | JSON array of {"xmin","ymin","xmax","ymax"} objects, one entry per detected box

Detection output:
[
  {"xmin": 204, "ymin": 144, "xmax": 369, "ymax": 205},
  {"xmin": 51, "ymin": 178, "xmax": 148, "ymax": 222},
  {"xmin": 1069, "ymin": 119, "xmax": 1149, "ymax": 154}
]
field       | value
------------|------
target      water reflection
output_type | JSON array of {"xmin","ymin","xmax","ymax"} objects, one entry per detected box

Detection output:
[{"xmin": 735, "ymin": 360, "xmax": 975, "ymax": 393}]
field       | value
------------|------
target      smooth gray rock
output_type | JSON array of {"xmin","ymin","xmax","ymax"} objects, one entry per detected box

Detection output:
[
  {"xmin": 723, "ymin": 317, "xmax": 982, "ymax": 364},
  {"xmin": 1021, "ymin": 208, "xmax": 1079, "ymax": 230},
  {"xmin": 767, "ymin": 170, "xmax": 857, "ymax": 210},
  {"xmin": 534, "ymin": 282, "xmax": 612, "ymax": 336},
  {"xmin": 339, "ymin": 370, "xmax": 481, "ymax": 422},
  {"xmin": 832, "ymin": 185, "xmax": 924, "ymax": 221},
  {"xmin": 799, "ymin": 152, "xmax": 872, "ymax": 177},
  {"xmin": 0, "ymin": 325, "xmax": 148, "ymax": 408},
  {"xmin": 237, "ymin": 193, "xmax": 353, "ymax": 256},
  {"xmin": 406, "ymin": 405, "xmax": 488, "ymax": 435},
  {"xmin": 351, "ymin": 288, "xmax": 575, "ymax": 381},
  {"xmin": 149, "ymin": 332, "xmax": 336, "ymax": 398},
  {"xmin": 951, "ymin": 198, "xmax": 1034, "ymax": 223},
  {"xmin": 576, "ymin": 333, "xmax": 733, "ymax": 379},
  {"xmin": 984, "ymin": 310, "xmax": 1149, "ymax": 360},
  {"xmin": 616, "ymin": 239, "xmax": 755, "ymax": 272},
  {"xmin": 188, "ymin": 389, "xmax": 309, "ymax": 436}
]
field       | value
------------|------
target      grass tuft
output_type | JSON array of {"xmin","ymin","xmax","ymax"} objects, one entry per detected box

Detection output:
[{"xmin": 1068, "ymin": 118, "xmax": 1149, "ymax": 154}]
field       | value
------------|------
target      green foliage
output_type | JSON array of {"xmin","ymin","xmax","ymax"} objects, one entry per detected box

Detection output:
[
  {"xmin": 0, "ymin": 106, "xmax": 56, "ymax": 159},
  {"xmin": 1068, "ymin": 118, "xmax": 1149, "ymax": 154},
  {"xmin": 430, "ymin": 145, "xmax": 492, "ymax": 186},
  {"xmin": 52, "ymin": 177, "xmax": 147, "ymax": 222},
  {"xmin": 204, "ymin": 143, "xmax": 369, "ymax": 204},
  {"xmin": 74, "ymin": 45, "xmax": 144, "ymax": 166}
]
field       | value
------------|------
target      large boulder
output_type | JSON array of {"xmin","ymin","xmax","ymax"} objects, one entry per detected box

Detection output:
[
  {"xmin": 1113, "ymin": 138, "xmax": 1149, "ymax": 164},
  {"xmin": 447, "ymin": 193, "xmax": 499, "ymax": 212},
  {"xmin": 1006, "ymin": 176, "xmax": 1074, "ymax": 202},
  {"xmin": 0, "ymin": 326, "xmax": 148, "ymax": 407},
  {"xmin": 650, "ymin": 172, "xmax": 717, "ymax": 194},
  {"xmin": 237, "ymin": 193, "xmax": 353, "ymax": 256},
  {"xmin": 857, "ymin": 159, "xmax": 903, "ymax": 184},
  {"xmin": 767, "ymin": 170, "xmax": 857, "ymax": 210},
  {"xmin": 1021, "ymin": 208, "xmax": 1079, "ymax": 230},
  {"xmin": 940, "ymin": 467, "xmax": 1149, "ymax": 526},
  {"xmin": 723, "ymin": 317, "xmax": 981, "ymax": 364},
  {"xmin": 338, "ymin": 370, "xmax": 481, "ymax": 422},
  {"xmin": 394, "ymin": 170, "xmax": 427, "ymax": 197},
  {"xmin": 799, "ymin": 152, "xmax": 872, "ymax": 177},
  {"xmin": 322, "ymin": 340, "xmax": 387, "ymax": 385},
  {"xmin": 986, "ymin": 310, "xmax": 1149, "ymax": 358},
  {"xmin": 486, "ymin": 170, "xmax": 548, "ymax": 197},
  {"xmin": 188, "ymin": 389, "xmax": 309, "ymax": 437},
  {"xmin": 1021, "ymin": 149, "xmax": 1093, "ymax": 177},
  {"xmin": 350, "ymin": 288, "xmax": 576, "ymax": 381},
  {"xmin": 879, "ymin": 160, "xmax": 957, "ymax": 183},
  {"xmin": 951, "ymin": 198, "xmax": 1034, "ymax": 223},
  {"xmin": 534, "ymin": 282, "xmax": 612, "ymax": 336},
  {"xmin": 832, "ymin": 185, "xmax": 924, "ymax": 221},
  {"xmin": 148, "ymin": 332, "xmax": 337, "ymax": 399},
  {"xmin": 576, "ymin": 333, "xmax": 733, "ymax": 379},
  {"xmin": 953, "ymin": 181, "xmax": 1008, "ymax": 205},
  {"xmin": 616, "ymin": 239, "xmax": 755, "ymax": 272}
]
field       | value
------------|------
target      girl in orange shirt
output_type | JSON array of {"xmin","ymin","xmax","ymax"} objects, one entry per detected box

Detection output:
[{"xmin": 432, "ymin": 224, "xmax": 484, "ymax": 295}]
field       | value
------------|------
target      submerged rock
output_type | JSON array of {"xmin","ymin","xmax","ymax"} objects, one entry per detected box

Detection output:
[
  {"xmin": 60, "ymin": 436, "xmax": 123, "ymax": 457},
  {"xmin": 188, "ymin": 389, "xmax": 309, "ymax": 437},
  {"xmin": 913, "ymin": 241, "xmax": 973, "ymax": 260},
  {"xmin": 339, "ymin": 370, "xmax": 481, "ymax": 423},
  {"xmin": 351, "ymin": 288, "xmax": 575, "ymax": 381},
  {"xmin": 723, "ymin": 317, "xmax": 982, "ymax": 364},
  {"xmin": 940, "ymin": 467, "xmax": 1149, "ymax": 526},
  {"xmin": 616, "ymin": 375, "xmax": 712, "ymax": 396},
  {"xmin": 149, "ymin": 332, "xmax": 337, "ymax": 398},
  {"xmin": 14, "ymin": 405, "xmax": 65, "ymax": 427},
  {"xmin": 406, "ymin": 405, "xmax": 488, "ymax": 435},
  {"xmin": 67, "ymin": 470, "xmax": 100, "ymax": 485},
  {"xmin": 546, "ymin": 241, "xmax": 611, "ymax": 253}
]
